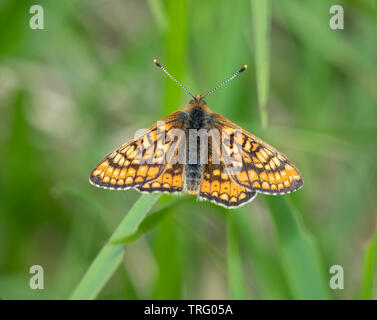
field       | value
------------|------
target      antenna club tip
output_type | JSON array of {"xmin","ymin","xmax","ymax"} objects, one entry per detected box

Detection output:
[
  {"xmin": 153, "ymin": 59, "xmax": 162, "ymax": 68},
  {"xmin": 239, "ymin": 65, "xmax": 248, "ymax": 72}
]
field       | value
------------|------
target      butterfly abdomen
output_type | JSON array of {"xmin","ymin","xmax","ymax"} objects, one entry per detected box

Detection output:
[
  {"xmin": 185, "ymin": 164, "xmax": 202, "ymax": 194},
  {"xmin": 182, "ymin": 106, "xmax": 205, "ymax": 194},
  {"xmin": 184, "ymin": 130, "xmax": 202, "ymax": 194}
]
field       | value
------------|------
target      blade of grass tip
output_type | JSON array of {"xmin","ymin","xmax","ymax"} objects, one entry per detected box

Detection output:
[
  {"xmin": 251, "ymin": 0, "xmax": 271, "ymax": 129},
  {"xmin": 266, "ymin": 197, "xmax": 330, "ymax": 299},
  {"xmin": 227, "ymin": 212, "xmax": 247, "ymax": 299},
  {"xmin": 361, "ymin": 220, "xmax": 377, "ymax": 300},
  {"xmin": 69, "ymin": 193, "xmax": 160, "ymax": 300},
  {"xmin": 147, "ymin": 0, "xmax": 168, "ymax": 31}
]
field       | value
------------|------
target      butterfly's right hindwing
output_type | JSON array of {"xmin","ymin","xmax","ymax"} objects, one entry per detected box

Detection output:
[{"xmin": 136, "ymin": 162, "xmax": 184, "ymax": 193}]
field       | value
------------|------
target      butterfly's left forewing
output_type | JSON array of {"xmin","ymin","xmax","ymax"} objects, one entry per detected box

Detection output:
[{"xmin": 213, "ymin": 114, "xmax": 303, "ymax": 195}]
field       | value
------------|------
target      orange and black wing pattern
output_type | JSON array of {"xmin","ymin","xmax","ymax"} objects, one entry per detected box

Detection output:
[
  {"xmin": 199, "ymin": 152, "xmax": 257, "ymax": 208},
  {"xmin": 214, "ymin": 114, "xmax": 303, "ymax": 195},
  {"xmin": 136, "ymin": 162, "xmax": 184, "ymax": 193},
  {"xmin": 89, "ymin": 111, "xmax": 183, "ymax": 190}
]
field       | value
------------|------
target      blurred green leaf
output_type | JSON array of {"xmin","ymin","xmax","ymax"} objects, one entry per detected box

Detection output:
[{"xmin": 277, "ymin": 0, "xmax": 377, "ymax": 103}]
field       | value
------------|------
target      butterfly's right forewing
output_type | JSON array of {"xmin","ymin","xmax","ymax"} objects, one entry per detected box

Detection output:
[{"xmin": 90, "ymin": 111, "xmax": 184, "ymax": 190}]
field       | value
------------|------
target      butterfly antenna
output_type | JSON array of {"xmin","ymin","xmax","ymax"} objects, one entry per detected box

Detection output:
[
  {"xmin": 202, "ymin": 65, "xmax": 247, "ymax": 99},
  {"xmin": 153, "ymin": 59, "xmax": 195, "ymax": 99}
]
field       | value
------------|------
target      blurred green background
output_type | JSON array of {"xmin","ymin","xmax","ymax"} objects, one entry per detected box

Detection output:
[{"xmin": 0, "ymin": 0, "xmax": 376, "ymax": 300}]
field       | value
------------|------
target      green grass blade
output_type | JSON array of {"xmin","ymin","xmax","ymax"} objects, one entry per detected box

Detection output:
[
  {"xmin": 361, "ymin": 221, "xmax": 377, "ymax": 299},
  {"xmin": 251, "ymin": 0, "xmax": 271, "ymax": 129},
  {"xmin": 266, "ymin": 197, "xmax": 330, "ymax": 299},
  {"xmin": 69, "ymin": 194, "xmax": 160, "ymax": 300},
  {"xmin": 152, "ymin": 216, "xmax": 186, "ymax": 299},
  {"xmin": 227, "ymin": 213, "xmax": 247, "ymax": 299},
  {"xmin": 111, "ymin": 197, "xmax": 181, "ymax": 244}
]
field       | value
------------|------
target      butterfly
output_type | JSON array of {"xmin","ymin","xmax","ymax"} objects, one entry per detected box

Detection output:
[{"xmin": 90, "ymin": 60, "xmax": 303, "ymax": 208}]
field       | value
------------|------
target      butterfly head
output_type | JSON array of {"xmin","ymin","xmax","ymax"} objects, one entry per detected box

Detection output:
[{"xmin": 189, "ymin": 94, "xmax": 207, "ymax": 106}]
